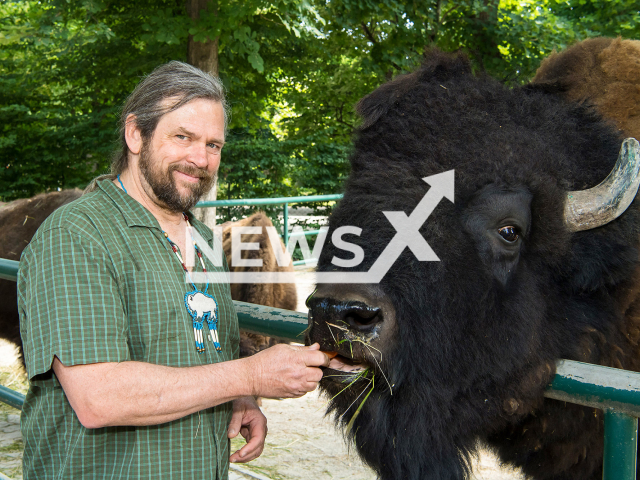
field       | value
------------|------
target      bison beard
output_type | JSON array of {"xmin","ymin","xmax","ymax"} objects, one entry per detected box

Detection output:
[{"xmin": 307, "ymin": 48, "xmax": 640, "ymax": 479}]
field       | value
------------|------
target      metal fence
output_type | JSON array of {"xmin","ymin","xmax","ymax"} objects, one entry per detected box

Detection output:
[
  {"xmin": 195, "ymin": 193, "xmax": 343, "ymax": 266},
  {"xmin": 2, "ymin": 240, "xmax": 640, "ymax": 478}
]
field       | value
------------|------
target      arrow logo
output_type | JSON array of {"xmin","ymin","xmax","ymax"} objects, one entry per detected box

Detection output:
[
  {"xmin": 316, "ymin": 169, "xmax": 454, "ymax": 283},
  {"xmin": 191, "ymin": 170, "xmax": 454, "ymax": 285}
]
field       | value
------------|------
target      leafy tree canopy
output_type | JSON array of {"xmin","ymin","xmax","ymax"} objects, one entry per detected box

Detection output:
[{"xmin": 1, "ymin": 0, "xmax": 638, "ymax": 203}]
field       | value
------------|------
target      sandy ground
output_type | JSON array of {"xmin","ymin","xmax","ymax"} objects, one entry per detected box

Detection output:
[{"xmin": 0, "ymin": 266, "xmax": 526, "ymax": 480}]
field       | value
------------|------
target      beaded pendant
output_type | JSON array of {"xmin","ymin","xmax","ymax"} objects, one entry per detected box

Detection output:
[
  {"xmin": 163, "ymin": 214, "xmax": 221, "ymax": 353},
  {"xmin": 185, "ymin": 291, "xmax": 221, "ymax": 352}
]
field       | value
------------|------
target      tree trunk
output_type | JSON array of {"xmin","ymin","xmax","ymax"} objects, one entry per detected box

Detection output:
[{"xmin": 186, "ymin": 0, "xmax": 219, "ymax": 227}]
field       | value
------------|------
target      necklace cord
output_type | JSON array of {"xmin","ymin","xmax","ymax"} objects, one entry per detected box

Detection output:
[
  {"xmin": 117, "ymin": 174, "xmax": 128, "ymax": 194},
  {"xmin": 164, "ymin": 214, "xmax": 210, "ymax": 294}
]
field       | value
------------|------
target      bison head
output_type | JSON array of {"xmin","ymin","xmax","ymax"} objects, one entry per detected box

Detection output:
[{"xmin": 306, "ymin": 50, "xmax": 640, "ymax": 480}]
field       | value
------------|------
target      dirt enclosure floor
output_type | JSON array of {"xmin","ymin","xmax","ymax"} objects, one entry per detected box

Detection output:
[{"xmin": 0, "ymin": 267, "xmax": 525, "ymax": 480}]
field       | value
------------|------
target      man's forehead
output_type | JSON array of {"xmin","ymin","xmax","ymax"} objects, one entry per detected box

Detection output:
[
  {"xmin": 159, "ymin": 96, "xmax": 223, "ymax": 114},
  {"xmin": 157, "ymin": 97, "xmax": 225, "ymax": 136}
]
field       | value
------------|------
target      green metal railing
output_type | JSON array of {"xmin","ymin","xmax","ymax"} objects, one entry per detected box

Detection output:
[
  {"xmin": 195, "ymin": 193, "xmax": 343, "ymax": 266},
  {"xmin": 546, "ymin": 360, "xmax": 639, "ymax": 479},
  {"xmin": 1, "ymin": 258, "xmax": 639, "ymax": 478}
]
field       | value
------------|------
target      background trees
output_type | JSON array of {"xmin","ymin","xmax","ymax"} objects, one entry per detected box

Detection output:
[{"xmin": 1, "ymin": 0, "xmax": 638, "ymax": 207}]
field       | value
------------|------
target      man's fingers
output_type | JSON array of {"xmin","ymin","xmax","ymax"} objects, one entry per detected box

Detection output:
[
  {"xmin": 227, "ymin": 419, "xmax": 242, "ymax": 438},
  {"xmin": 230, "ymin": 417, "xmax": 267, "ymax": 463},
  {"xmin": 227, "ymin": 407, "xmax": 244, "ymax": 438},
  {"xmin": 235, "ymin": 434, "xmax": 264, "ymax": 462},
  {"xmin": 303, "ymin": 350, "xmax": 331, "ymax": 368},
  {"xmin": 308, "ymin": 366, "xmax": 324, "ymax": 383}
]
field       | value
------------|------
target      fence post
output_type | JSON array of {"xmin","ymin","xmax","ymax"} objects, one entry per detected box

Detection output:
[
  {"xmin": 283, "ymin": 202, "xmax": 289, "ymax": 249},
  {"xmin": 603, "ymin": 409, "xmax": 638, "ymax": 480}
]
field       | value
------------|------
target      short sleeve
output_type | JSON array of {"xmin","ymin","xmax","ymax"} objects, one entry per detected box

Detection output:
[{"xmin": 18, "ymin": 227, "xmax": 130, "ymax": 379}]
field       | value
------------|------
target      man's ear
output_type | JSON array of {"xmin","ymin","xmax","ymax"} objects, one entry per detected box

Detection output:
[{"xmin": 124, "ymin": 114, "xmax": 143, "ymax": 155}]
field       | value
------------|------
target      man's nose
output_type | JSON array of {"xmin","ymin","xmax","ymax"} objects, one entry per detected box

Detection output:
[{"xmin": 188, "ymin": 142, "xmax": 209, "ymax": 168}]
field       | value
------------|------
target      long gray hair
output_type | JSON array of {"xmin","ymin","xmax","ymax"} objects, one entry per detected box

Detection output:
[{"xmin": 86, "ymin": 61, "xmax": 227, "ymax": 193}]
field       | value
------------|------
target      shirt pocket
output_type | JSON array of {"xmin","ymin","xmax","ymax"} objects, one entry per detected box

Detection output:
[{"xmin": 124, "ymin": 271, "xmax": 190, "ymax": 364}]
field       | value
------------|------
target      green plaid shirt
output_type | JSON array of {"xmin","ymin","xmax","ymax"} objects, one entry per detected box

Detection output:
[{"xmin": 18, "ymin": 179, "xmax": 240, "ymax": 479}]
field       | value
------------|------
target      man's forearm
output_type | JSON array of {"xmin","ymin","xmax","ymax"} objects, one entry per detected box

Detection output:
[
  {"xmin": 53, "ymin": 343, "xmax": 329, "ymax": 429},
  {"xmin": 53, "ymin": 357, "xmax": 254, "ymax": 428}
]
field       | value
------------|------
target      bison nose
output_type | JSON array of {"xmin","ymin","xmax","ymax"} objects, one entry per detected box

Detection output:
[
  {"xmin": 343, "ymin": 304, "xmax": 382, "ymax": 331},
  {"xmin": 308, "ymin": 297, "xmax": 383, "ymax": 333}
]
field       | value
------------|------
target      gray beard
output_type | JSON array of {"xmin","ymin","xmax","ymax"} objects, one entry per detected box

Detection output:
[{"xmin": 138, "ymin": 143, "xmax": 216, "ymax": 213}]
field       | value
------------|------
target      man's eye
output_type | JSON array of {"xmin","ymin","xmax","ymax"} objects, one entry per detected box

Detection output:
[
  {"xmin": 177, "ymin": 135, "xmax": 187, "ymax": 140},
  {"xmin": 207, "ymin": 143, "xmax": 221, "ymax": 150}
]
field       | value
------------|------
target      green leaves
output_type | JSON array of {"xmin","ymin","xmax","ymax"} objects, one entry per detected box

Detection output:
[{"xmin": 1, "ymin": 0, "xmax": 638, "ymax": 203}]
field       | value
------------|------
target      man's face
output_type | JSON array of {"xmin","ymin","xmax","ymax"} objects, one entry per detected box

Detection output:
[{"xmin": 138, "ymin": 98, "xmax": 225, "ymax": 213}]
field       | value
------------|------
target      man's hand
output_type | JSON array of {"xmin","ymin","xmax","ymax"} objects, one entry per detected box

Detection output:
[
  {"xmin": 228, "ymin": 396, "xmax": 267, "ymax": 463},
  {"xmin": 245, "ymin": 343, "xmax": 330, "ymax": 399}
]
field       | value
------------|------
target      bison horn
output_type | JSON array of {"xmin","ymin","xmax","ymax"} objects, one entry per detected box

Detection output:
[{"xmin": 564, "ymin": 138, "xmax": 640, "ymax": 232}]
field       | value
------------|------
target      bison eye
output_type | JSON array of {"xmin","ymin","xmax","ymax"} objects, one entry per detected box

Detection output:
[{"xmin": 498, "ymin": 226, "xmax": 519, "ymax": 243}]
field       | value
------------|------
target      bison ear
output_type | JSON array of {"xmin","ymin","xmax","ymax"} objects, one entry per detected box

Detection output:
[
  {"xmin": 355, "ymin": 49, "xmax": 472, "ymax": 130},
  {"xmin": 418, "ymin": 48, "xmax": 472, "ymax": 83},
  {"xmin": 355, "ymin": 72, "xmax": 419, "ymax": 129}
]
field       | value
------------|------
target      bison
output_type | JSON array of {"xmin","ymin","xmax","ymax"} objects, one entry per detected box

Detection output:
[
  {"xmin": 0, "ymin": 189, "xmax": 296, "ymax": 363},
  {"xmin": 0, "ymin": 189, "xmax": 83, "ymax": 365},
  {"xmin": 221, "ymin": 212, "xmax": 297, "ymax": 356},
  {"xmin": 306, "ymin": 46, "xmax": 640, "ymax": 480},
  {"xmin": 532, "ymin": 37, "xmax": 640, "ymax": 141}
]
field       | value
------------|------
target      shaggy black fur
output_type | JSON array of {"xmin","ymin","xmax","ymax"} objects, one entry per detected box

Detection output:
[{"xmin": 308, "ymin": 49, "xmax": 640, "ymax": 479}]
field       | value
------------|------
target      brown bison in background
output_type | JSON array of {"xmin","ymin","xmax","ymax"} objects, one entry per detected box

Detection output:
[
  {"xmin": 0, "ymin": 190, "xmax": 83, "ymax": 365},
  {"xmin": 532, "ymin": 37, "xmax": 640, "ymax": 140},
  {"xmin": 306, "ymin": 39, "xmax": 640, "ymax": 480},
  {"xmin": 222, "ymin": 212, "xmax": 297, "ymax": 357},
  {"xmin": 0, "ymin": 190, "xmax": 83, "ymax": 264},
  {"xmin": 0, "ymin": 189, "xmax": 296, "ymax": 363}
]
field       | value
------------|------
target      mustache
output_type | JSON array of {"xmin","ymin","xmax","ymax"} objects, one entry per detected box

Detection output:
[{"xmin": 169, "ymin": 164, "xmax": 212, "ymax": 180}]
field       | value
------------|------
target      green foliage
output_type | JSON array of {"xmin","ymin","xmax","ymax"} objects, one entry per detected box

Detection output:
[
  {"xmin": 0, "ymin": 0, "xmax": 184, "ymax": 199},
  {"xmin": 216, "ymin": 128, "xmax": 350, "ymax": 222},
  {"xmin": 1, "ymin": 0, "xmax": 638, "ymax": 202}
]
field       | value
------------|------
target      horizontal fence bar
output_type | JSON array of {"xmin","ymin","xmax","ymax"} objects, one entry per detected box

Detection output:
[
  {"xmin": 0, "ymin": 259, "xmax": 18, "ymax": 282},
  {"xmin": 286, "ymin": 229, "xmax": 324, "ymax": 238},
  {"xmin": 195, "ymin": 193, "xmax": 343, "ymax": 208},
  {"xmin": 545, "ymin": 360, "xmax": 640, "ymax": 417},
  {"xmin": 0, "ymin": 258, "xmax": 305, "ymax": 342},
  {"xmin": 5, "ymin": 254, "xmax": 640, "ymax": 420},
  {"xmin": 234, "ymin": 301, "xmax": 307, "ymax": 342},
  {"xmin": 2, "ymin": 256, "xmax": 320, "ymax": 277},
  {"xmin": 0, "ymin": 385, "xmax": 25, "ymax": 410},
  {"xmin": 293, "ymin": 259, "xmax": 317, "ymax": 267}
]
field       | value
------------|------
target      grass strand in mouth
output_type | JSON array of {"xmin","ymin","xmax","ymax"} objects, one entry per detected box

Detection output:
[
  {"xmin": 329, "ymin": 368, "xmax": 370, "ymax": 401},
  {"xmin": 354, "ymin": 339, "xmax": 393, "ymax": 396},
  {"xmin": 346, "ymin": 376, "xmax": 376, "ymax": 434},
  {"xmin": 339, "ymin": 336, "xmax": 393, "ymax": 396},
  {"xmin": 340, "ymin": 375, "xmax": 373, "ymax": 423}
]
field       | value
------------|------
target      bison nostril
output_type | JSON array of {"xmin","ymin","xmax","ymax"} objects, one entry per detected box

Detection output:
[{"xmin": 344, "ymin": 306, "xmax": 382, "ymax": 330}]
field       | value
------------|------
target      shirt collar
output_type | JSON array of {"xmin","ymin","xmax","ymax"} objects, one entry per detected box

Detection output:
[
  {"xmin": 97, "ymin": 178, "xmax": 165, "ymax": 229},
  {"xmin": 96, "ymin": 178, "xmax": 214, "ymax": 242}
]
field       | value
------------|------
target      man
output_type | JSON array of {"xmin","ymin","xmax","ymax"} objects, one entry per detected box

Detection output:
[{"xmin": 17, "ymin": 61, "xmax": 329, "ymax": 479}]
